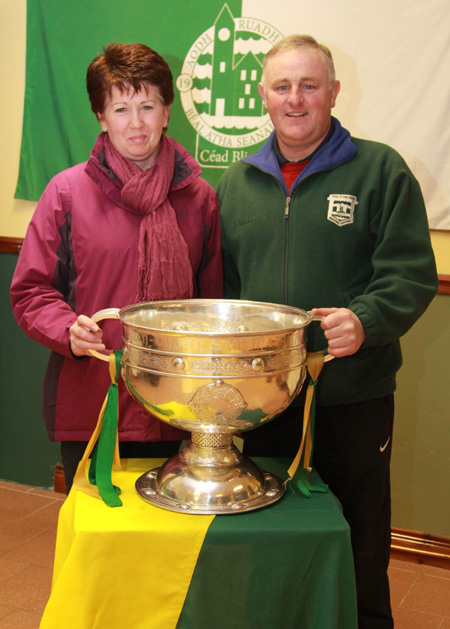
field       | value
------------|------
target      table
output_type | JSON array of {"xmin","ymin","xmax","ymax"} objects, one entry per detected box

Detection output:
[{"xmin": 41, "ymin": 458, "xmax": 357, "ymax": 629}]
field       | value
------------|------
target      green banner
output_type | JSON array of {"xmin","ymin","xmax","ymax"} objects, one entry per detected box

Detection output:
[
  {"xmin": 16, "ymin": 0, "xmax": 242, "ymax": 199},
  {"xmin": 16, "ymin": 0, "xmax": 286, "ymax": 200}
]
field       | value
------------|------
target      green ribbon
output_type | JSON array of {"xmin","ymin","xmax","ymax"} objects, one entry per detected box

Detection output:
[
  {"xmin": 291, "ymin": 376, "xmax": 328, "ymax": 498},
  {"xmin": 88, "ymin": 350, "xmax": 122, "ymax": 507}
]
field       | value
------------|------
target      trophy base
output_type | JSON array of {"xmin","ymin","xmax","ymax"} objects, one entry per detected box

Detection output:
[{"xmin": 135, "ymin": 434, "xmax": 285, "ymax": 514}]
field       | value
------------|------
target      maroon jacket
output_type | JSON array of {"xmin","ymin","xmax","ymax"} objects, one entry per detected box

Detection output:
[{"xmin": 11, "ymin": 136, "xmax": 223, "ymax": 441}]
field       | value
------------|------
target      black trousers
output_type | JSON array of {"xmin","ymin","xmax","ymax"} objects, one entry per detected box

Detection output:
[
  {"xmin": 60, "ymin": 440, "xmax": 182, "ymax": 495},
  {"xmin": 243, "ymin": 393, "xmax": 395, "ymax": 629}
]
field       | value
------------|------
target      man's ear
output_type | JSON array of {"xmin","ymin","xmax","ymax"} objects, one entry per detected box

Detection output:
[
  {"xmin": 258, "ymin": 82, "xmax": 267, "ymax": 109},
  {"xmin": 330, "ymin": 80, "xmax": 341, "ymax": 108}
]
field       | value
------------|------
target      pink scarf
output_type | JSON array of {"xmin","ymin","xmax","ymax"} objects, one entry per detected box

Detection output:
[{"xmin": 103, "ymin": 133, "xmax": 194, "ymax": 302}]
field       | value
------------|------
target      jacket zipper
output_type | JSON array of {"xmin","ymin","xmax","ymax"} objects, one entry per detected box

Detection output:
[
  {"xmin": 284, "ymin": 195, "xmax": 291, "ymax": 219},
  {"xmin": 284, "ymin": 196, "xmax": 291, "ymax": 303}
]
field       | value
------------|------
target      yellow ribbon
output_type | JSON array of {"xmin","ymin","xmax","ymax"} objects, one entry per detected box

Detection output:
[
  {"xmin": 73, "ymin": 351, "xmax": 121, "ymax": 501},
  {"xmin": 285, "ymin": 351, "xmax": 326, "ymax": 496}
]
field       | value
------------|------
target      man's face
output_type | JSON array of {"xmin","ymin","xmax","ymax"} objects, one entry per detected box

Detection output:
[{"xmin": 259, "ymin": 47, "xmax": 340, "ymax": 161}]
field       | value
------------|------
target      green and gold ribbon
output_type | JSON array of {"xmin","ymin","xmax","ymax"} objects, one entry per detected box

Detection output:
[
  {"xmin": 285, "ymin": 351, "xmax": 328, "ymax": 497},
  {"xmin": 73, "ymin": 350, "xmax": 122, "ymax": 506}
]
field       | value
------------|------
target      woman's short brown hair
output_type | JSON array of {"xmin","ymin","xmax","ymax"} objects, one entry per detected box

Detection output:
[{"xmin": 86, "ymin": 43, "xmax": 174, "ymax": 115}]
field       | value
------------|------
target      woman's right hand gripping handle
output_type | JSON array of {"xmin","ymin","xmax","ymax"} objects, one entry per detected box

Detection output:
[{"xmin": 70, "ymin": 308, "xmax": 120, "ymax": 362}]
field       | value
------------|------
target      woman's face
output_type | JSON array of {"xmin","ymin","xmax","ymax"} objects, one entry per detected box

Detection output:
[{"xmin": 98, "ymin": 83, "xmax": 170, "ymax": 170}]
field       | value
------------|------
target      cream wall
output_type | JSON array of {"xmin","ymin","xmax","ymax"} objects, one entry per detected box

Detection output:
[
  {"xmin": 430, "ymin": 231, "xmax": 450, "ymax": 273},
  {"xmin": 2, "ymin": 1, "xmax": 449, "ymax": 272},
  {"xmin": 1, "ymin": 1, "xmax": 37, "ymax": 240}
]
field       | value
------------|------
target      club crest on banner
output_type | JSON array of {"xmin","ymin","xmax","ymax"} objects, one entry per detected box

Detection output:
[
  {"xmin": 326, "ymin": 194, "xmax": 358, "ymax": 226},
  {"xmin": 177, "ymin": 3, "xmax": 283, "ymax": 170}
]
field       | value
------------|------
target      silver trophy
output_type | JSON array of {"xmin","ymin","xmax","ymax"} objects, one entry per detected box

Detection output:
[{"xmin": 90, "ymin": 299, "xmax": 321, "ymax": 514}]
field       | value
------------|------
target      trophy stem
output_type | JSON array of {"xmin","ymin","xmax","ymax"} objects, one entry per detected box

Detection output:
[
  {"xmin": 181, "ymin": 431, "xmax": 242, "ymax": 467},
  {"xmin": 135, "ymin": 430, "xmax": 285, "ymax": 514},
  {"xmin": 191, "ymin": 431, "xmax": 233, "ymax": 448}
]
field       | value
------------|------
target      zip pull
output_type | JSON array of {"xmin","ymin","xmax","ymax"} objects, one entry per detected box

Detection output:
[{"xmin": 284, "ymin": 196, "xmax": 291, "ymax": 219}]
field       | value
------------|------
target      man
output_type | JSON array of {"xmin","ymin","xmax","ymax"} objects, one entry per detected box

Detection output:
[{"xmin": 217, "ymin": 35, "xmax": 438, "ymax": 629}]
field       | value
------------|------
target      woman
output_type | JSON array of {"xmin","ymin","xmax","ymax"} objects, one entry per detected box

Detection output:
[{"xmin": 11, "ymin": 43, "xmax": 223, "ymax": 492}]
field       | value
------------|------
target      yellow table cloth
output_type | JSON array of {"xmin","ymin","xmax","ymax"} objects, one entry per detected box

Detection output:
[{"xmin": 40, "ymin": 458, "xmax": 214, "ymax": 629}]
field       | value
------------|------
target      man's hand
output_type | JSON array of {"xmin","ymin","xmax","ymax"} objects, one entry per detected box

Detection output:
[
  {"xmin": 69, "ymin": 315, "xmax": 105, "ymax": 357},
  {"xmin": 310, "ymin": 307, "xmax": 365, "ymax": 357}
]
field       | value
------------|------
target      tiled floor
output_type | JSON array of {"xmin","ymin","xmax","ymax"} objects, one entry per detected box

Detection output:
[{"xmin": 0, "ymin": 479, "xmax": 449, "ymax": 628}]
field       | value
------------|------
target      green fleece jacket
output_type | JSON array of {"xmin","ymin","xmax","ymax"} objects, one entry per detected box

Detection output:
[{"xmin": 217, "ymin": 119, "xmax": 438, "ymax": 406}]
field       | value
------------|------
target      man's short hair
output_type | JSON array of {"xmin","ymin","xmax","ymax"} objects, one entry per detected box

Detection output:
[{"xmin": 261, "ymin": 34, "xmax": 336, "ymax": 87}]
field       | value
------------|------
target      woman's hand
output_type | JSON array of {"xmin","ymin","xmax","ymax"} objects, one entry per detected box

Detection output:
[
  {"xmin": 310, "ymin": 307, "xmax": 366, "ymax": 357},
  {"xmin": 69, "ymin": 315, "xmax": 105, "ymax": 357}
]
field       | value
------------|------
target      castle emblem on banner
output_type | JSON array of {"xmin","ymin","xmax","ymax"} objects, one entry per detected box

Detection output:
[
  {"xmin": 177, "ymin": 3, "xmax": 283, "ymax": 169},
  {"xmin": 327, "ymin": 194, "xmax": 358, "ymax": 226}
]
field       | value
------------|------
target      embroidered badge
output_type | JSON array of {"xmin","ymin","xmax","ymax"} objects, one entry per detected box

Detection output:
[{"xmin": 326, "ymin": 194, "xmax": 358, "ymax": 226}]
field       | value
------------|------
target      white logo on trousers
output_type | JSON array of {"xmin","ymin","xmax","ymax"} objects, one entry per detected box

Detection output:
[{"xmin": 379, "ymin": 436, "xmax": 391, "ymax": 453}]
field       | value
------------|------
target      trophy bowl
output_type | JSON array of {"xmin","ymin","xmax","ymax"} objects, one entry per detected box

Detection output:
[{"xmin": 90, "ymin": 299, "xmax": 314, "ymax": 514}]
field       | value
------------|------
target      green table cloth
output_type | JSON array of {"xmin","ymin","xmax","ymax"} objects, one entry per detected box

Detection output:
[
  {"xmin": 178, "ymin": 457, "xmax": 357, "ymax": 629},
  {"xmin": 42, "ymin": 457, "xmax": 357, "ymax": 629}
]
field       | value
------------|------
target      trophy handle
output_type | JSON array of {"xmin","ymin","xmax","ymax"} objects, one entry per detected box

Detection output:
[
  {"xmin": 309, "ymin": 313, "xmax": 334, "ymax": 363},
  {"xmin": 88, "ymin": 307, "xmax": 121, "ymax": 362}
]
